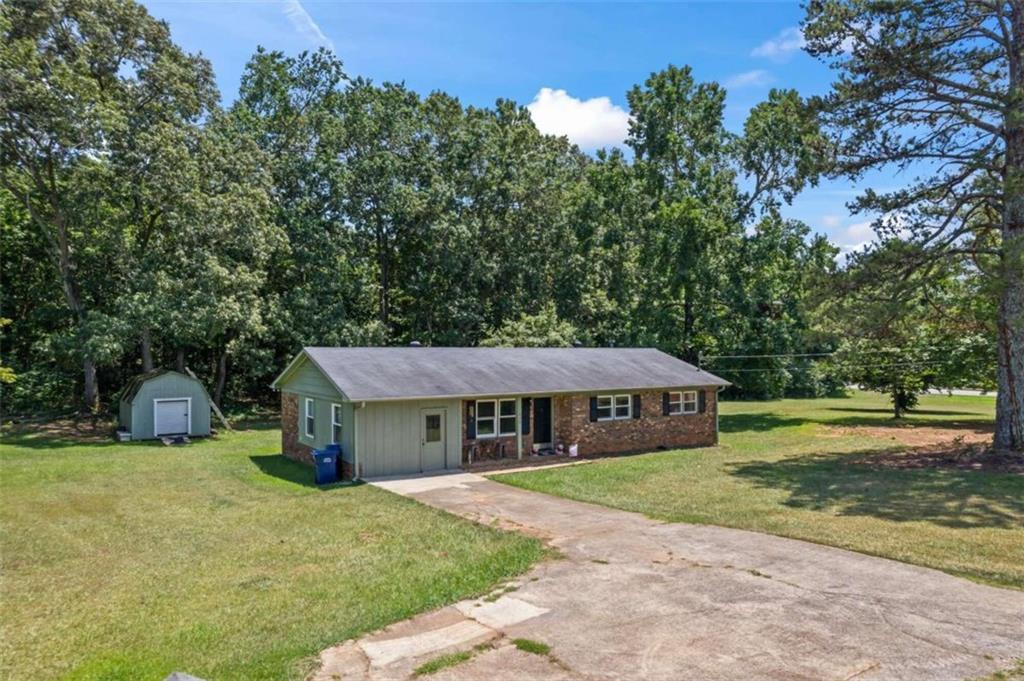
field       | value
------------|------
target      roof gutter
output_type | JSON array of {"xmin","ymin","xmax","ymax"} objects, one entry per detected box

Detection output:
[{"xmin": 337, "ymin": 383, "xmax": 731, "ymax": 404}]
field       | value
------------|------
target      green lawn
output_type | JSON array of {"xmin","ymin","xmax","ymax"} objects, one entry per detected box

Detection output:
[
  {"xmin": 0, "ymin": 426, "xmax": 544, "ymax": 681},
  {"xmin": 497, "ymin": 391, "xmax": 1024, "ymax": 590}
]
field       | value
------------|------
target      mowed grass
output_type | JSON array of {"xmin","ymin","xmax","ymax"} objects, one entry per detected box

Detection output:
[
  {"xmin": 497, "ymin": 391, "xmax": 1024, "ymax": 590},
  {"xmin": 0, "ymin": 426, "xmax": 544, "ymax": 681}
]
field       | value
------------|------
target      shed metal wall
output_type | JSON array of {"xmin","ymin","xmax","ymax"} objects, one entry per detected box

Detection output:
[
  {"xmin": 356, "ymin": 398, "xmax": 462, "ymax": 477},
  {"xmin": 128, "ymin": 373, "xmax": 211, "ymax": 439}
]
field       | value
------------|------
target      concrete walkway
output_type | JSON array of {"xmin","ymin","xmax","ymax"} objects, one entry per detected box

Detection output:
[{"xmin": 312, "ymin": 472, "xmax": 1024, "ymax": 681}]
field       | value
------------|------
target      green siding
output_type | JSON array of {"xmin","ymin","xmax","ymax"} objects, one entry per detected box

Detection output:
[
  {"xmin": 122, "ymin": 372, "xmax": 212, "ymax": 440},
  {"xmin": 355, "ymin": 399, "xmax": 462, "ymax": 477},
  {"xmin": 282, "ymin": 359, "xmax": 343, "ymax": 400},
  {"xmin": 278, "ymin": 356, "xmax": 352, "ymax": 461}
]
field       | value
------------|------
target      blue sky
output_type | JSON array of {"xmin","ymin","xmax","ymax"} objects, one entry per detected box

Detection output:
[{"xmin": 144, "ymin": 0, "xmax": 892, "ymax": 252}]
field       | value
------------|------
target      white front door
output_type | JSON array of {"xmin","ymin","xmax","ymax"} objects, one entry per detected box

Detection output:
[
  {"xmin": 154, "ymin": 399, "xmax": 190, "ymax": 435},
  {"xmin": 420, "ymin": 408, "xmax": 446, "ymax": 471}
]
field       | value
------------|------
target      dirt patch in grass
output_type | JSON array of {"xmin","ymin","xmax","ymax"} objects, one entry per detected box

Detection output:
[
  {"xmin": 2, "ymin": 416, "xmax": 117, "ymax": 444},
  {"xmin": 853, "ymin": 442, "xmax": 1024, "ymax": 474},
  {"xmin": 826, "ymin": 423, "xmax": 994, "ymax": 448}
]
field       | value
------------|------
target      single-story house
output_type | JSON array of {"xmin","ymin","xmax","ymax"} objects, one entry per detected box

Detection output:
[
  {"xmin": 118, "ymin": 369, "xmax": 212, "ymax": 440},
  {"xmin": 271, "ymin": 347, "xmax": 730, "ymax": 479}
]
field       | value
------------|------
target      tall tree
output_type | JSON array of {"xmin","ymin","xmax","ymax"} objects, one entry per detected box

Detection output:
[
  {"xmin": 0, "ymin": 0, "xmax": 217, "ymax": 409},
  {"xmin": 804, "ymin": 0, "xmax": 1024, "ymax": 450}
]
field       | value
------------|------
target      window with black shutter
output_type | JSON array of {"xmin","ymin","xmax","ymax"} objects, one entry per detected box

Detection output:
[
  {"xmin": 698, "ymin": 390, "xmax": 707, "ymax": 414},
  {"xmin": 589, "ymin": 396, "xmax": 598, "ymax": 422},
  {"xmin": 521, "ymin": 397, "xmax": 531, "ymax": 434},
  {"xmin": 632, "ymin": 394, "xmax": 641, "ymax": 418}
]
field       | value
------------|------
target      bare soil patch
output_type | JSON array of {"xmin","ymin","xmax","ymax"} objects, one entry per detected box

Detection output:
[
  {"xmin": 851, "ymin": 441, "xmax": 1023, "ymax": 473},
  {"xmin": 827, "ymin": 423, "xmax": 994, "ymax": 448},
  {"xmin": 2, "ymin": 416, "xmax": 117, "ymax": 443}
]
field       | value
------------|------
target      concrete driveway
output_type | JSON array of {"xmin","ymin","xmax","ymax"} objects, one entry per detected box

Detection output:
[{"xmin": 313, "ymin": 472, "xmax": 1024, "ymax": 681}]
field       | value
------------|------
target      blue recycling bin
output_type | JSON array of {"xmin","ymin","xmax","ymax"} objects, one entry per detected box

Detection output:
[{"xmin": 312, "ymin": 447, "xmax": 339, "ymax": 485}]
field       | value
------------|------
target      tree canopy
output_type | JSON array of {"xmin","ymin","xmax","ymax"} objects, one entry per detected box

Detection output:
[{"xmin": 0, "ymin": 0, "xmax": 1007, "ymax": 448}]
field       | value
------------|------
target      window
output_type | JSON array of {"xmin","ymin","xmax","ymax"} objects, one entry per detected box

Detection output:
[
  {"xmin": 499, "ymin": 399, "xmax": 517, "ymax": 435},
  {"xmin": 424, "ymin": 414, "xmax": 442, "ymax": 443},
  {"xmin": 476, "ymin": 400, "xmax": 496, "ymax": 437},
  {"xmin": 614, "ymin": 394, "xmax": 631, "ymax": 419},
  {"xmin": 475, "ymin": 399, "xmax": 517, "ymax": 438},
  {"xmin": 304, "ymin": 398, "xmax": 315, "ymax": 438},
  {"xmin": 668, "ymin": 392, "xmax": 683, "ymax": 415},
  {"xmin": 331, "ymin": 403, "xmax": 342, "ymax": 444},
  {"xmin": 682, "ymin": 390, "xmax": 698, "ymax": 414},
  {"xmin": 597, "ymin": 394, "xmax": 631, "ymax": 420}
]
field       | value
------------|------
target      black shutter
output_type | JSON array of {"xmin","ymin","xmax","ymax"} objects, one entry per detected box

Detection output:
[
  {"xmin": 698, "ymin": 390, "xmax": 707, "ymax": 414},
  {"xmin": 466, "ymin": 402, "xmax": 476, "ymax": 439},
  {"xmin": 521, "ymin": 398, "xmax": 531, "ymax": 434},
  {"xmin": 632, "ymin": 394, "xmax": 641, "ymax": 419},
  {"xmin": 589, "ymin": 396, "xmax": 598, "ymax": 422},
  {"xmin": 662, "ymin": 392, "xmax": 670, "ymax": 416}
]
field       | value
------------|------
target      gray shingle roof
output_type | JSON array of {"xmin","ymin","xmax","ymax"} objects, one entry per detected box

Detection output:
[{"xmin": 291, "ymin": 347, "xmax": 729, "ymax": 401}]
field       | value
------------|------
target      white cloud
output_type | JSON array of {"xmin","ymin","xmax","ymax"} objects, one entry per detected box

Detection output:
[
  {"xmin": 751, "ymin": 26, "xmax": 806, "ymax": 62},
  {"xmin": 282, "ymin": 0, "xmax": 335, "ymax": 51},
  {"xmin": 526, "ymin": 88, "xmax": 630, "ymax": 149},
  {"xmin": 724, "ymin": 69, "xmax": 773, "ymax": 89},
  {"xmin": 821, "ymin": 214, "xmax": 842, "ymax": 229}
]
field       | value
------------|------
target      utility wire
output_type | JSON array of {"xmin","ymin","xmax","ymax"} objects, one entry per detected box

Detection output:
[
  {"xmin": 712, "ymin": 358, "xmax": 957, "ymax": 373},
  {"xmin": 701, "ymin": 348, "xmax": 943, "ymax": 360}
]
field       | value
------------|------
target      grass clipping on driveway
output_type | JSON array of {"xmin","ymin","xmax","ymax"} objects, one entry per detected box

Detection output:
[
  {"xmin": 497, "ymin": 391, "xmax": 1024, "ymax": 591},
  {"xmin": 0, "ymin": 427, "xmax": 544, "ymax": 681}
]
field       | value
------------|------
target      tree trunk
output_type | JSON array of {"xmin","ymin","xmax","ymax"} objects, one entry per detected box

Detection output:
[
  {"xmin": 996, "ymin": 19, "xmax": 1024, "ymax": 451},
  {"xmin": 214, "ymin": 350, "xmax": 228, "ymax": 407},
  {"xmin": 175, "ymin": 348, "xmax": 185, "ymax": 373},
  {"xmin": 892, "ymin": 385, "xmax": 902, "ymax": 419},
  {"xmin": 140, "ymin": 329, "xmax": 153, "ymax": 372},
  {"xmin": 83, "ymin": 356, "xmax": 98, "ymax": 412}
]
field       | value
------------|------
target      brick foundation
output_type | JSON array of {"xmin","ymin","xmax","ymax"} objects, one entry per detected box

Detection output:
[{"xmin": 281, "ymin": 392, "xmax": 314, "ymax": 465}]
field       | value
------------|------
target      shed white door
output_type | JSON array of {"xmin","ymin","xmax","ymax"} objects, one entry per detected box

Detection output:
[
  {"xmin": 154, "ymin": 398, "xmax": 190, "ymax": 435},
  {"xmin": 420, "ymin": 408, "xmax": 447, "ymax": 471}
]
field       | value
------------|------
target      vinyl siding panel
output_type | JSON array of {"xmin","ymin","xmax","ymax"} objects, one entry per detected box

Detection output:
[
  {"xmin": 356, "ymin": 399, "xmax": 461, "ymax": 477},
  {"xmin": 281, "ymin": 359, "xmax": 343, "ymax": 399}
]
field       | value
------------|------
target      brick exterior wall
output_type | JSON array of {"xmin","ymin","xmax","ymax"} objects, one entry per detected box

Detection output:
[
  {"xmin": 281, "ymin": 392, "xmax": 314, "ymax": 465},
  {"xmin": 552, "ymin": 388, "xmax": 717, "ymax": 456},
  {"xmin": 462, "ymin": 389, "xmax": 717, "ymax": 462},
  {"xmin": 461, "ymin": 399, "xmax": 535, "ymax": 463}
]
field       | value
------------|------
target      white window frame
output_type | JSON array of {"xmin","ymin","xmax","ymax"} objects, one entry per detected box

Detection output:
[
  {"xmin": 498, "ymin": 398, "xmax": 517, "ymax": 436},
  {"xmin": 304, "ymin": 398, "xmax": 315, "ymax": 438},
  {"xmin": 475, "ymin": 398, "xmax": 517, "ymax": 438},
  {"xmin": 331, "ymin": 403, "xmax": 343, "ymax": 444},
  {"xmin": 597, "ymin": 394, "xmax": 632, "ymax": 421},
  {"xmin": 475, "ymin": 399, "xmax": 497, "ymax": 438},
  {"xmin": 668, "ymin": 391, "xmax": 683, "ymax": 415},
  {"xmin": 682, "ymin": 390, "xmax": 698, "ymax": 414}
]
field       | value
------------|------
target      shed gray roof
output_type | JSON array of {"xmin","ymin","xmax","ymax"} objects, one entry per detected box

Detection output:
[
  {"xmin": 280, "ymin": 347, "xmax": 729, "ymax": 401},
  {"xmin": 118, "ymin": 369, "xmax": 206, "ymax": 403}
]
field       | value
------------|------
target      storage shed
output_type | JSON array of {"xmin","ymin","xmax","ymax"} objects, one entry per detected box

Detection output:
[{"xmin": 118, "ymin": 370, "xmax": 212, "ymax": 440}]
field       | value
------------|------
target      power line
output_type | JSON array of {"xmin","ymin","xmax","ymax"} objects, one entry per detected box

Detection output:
[
  {"xmin": 713, "ymin": 358, "xmax": 958, "ymax": 373},
  {"xmin": 701, "ymin": 348, "xmax": 936, "ymax": 361}
]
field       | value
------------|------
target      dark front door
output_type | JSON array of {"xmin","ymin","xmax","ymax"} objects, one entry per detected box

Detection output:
[{"xmin": 534, "ymin": 397, "xmax": 553, "ymax": 446}]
